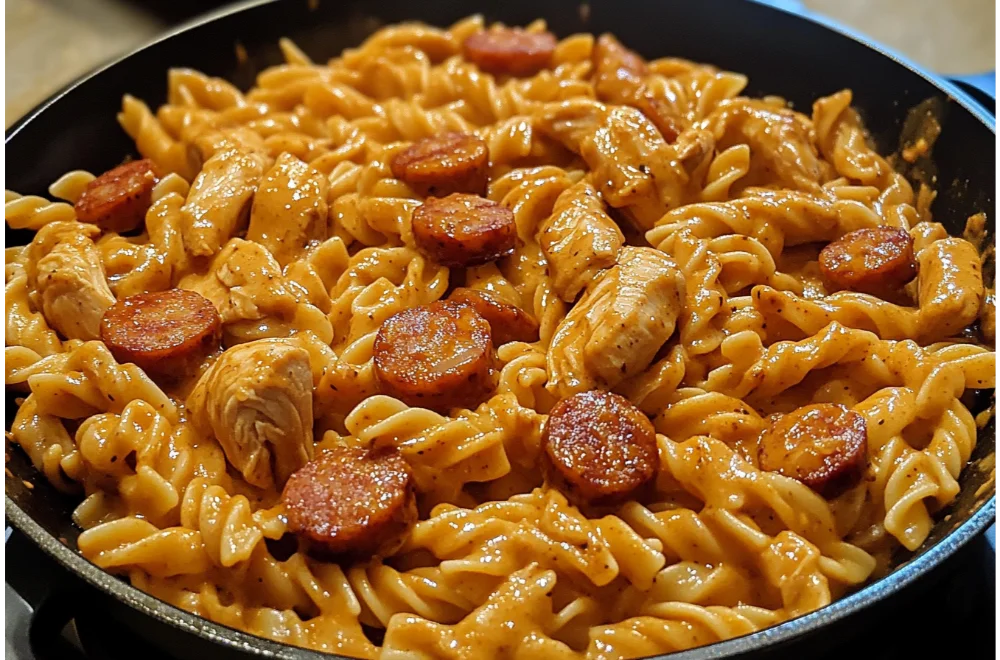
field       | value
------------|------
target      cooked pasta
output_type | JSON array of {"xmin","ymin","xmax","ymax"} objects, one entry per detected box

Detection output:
[{"xmin": 4, "ymin": 15, "xmax": 995, "ymax": 659}]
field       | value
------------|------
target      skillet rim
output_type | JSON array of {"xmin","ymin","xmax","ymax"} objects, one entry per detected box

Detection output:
[
  {"xmin": 4, "ymin": 0, "xmax": 996, "ymax": 658},
  {"xmin": 5, "ymin": 0, "xmax": 996, "ymax": 139}
]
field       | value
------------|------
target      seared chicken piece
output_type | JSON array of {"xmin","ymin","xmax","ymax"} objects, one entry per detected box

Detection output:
[
  {"xmin": 592, "ymin": 33, "xmax": 647, "ymax": 106},
  {"xmin": 186, "ymin": 126, "xmax": 269, "ymax": 170},
  {"xmin": 181, "ymin": 238, "xmax": 298, "ymax": 324},
  {"xmin": 548, "ymin": 246, "xmax": 685, "ymax": 397},
  {"xmin": 26, "ymin": 221, "xmax": 116, "ymax": 341},
  {"xmin": 537, "ymin": 99, "xmax": 713, "ymax": 231},
  {"xmin": 179, "ymin": 238, "xmax": 333, "ymax": 344},
  {"xmin": 916, "ymin": 237, "xmax": 985, "ymax": 343},
  {"xmin": 181, "ymin": 145, "xmax": 267, "ymax": 257},
  {"xmin": 706, "ymin": 98, "xmax": 829, "ymax": 192},
  {"xmin": 246, "ymin": 153, "xmax": 329, "ymax": 267},
  {"xmin": 591, "ymin": 33, "xmax": 686, "ymax": 142},
  {"xmin": 539, "ymin": 181, "xmax": 624, "ymax": 301},
  {"xmin": 187, "ymin": 338, "xmax": 314, "ymax": 489}
]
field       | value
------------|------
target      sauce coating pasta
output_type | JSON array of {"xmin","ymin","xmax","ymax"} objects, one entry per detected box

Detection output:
[{"xmin": 4, "ymin": 15, "xmax": 995, "ymax": 659}]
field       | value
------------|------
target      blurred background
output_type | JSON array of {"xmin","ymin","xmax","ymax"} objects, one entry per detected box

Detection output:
[{"xmin": 4, "ymin": 0, "xmax": 996, "ymax": 127}]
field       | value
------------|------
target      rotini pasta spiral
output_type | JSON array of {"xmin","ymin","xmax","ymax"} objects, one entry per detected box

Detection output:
[
  {"xmin": 334, "ymin": 394, "xmax": 511, "ymax": 505},
  {"xmin": 4, "ymin": 191, "xmax": 77, "ymax": 230}
]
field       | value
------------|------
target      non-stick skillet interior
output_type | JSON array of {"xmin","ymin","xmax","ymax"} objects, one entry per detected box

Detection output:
[{"xmin": 4, "ymin": 0, "xmax": 995, "ymax": 657}]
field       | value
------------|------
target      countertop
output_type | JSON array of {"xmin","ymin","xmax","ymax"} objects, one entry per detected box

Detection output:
[{"xmin": 4, "ymin": 0, "xmax": 995, "ymax": 127}]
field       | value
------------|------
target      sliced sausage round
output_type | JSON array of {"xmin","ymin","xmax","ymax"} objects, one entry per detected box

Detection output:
[
  {"xmin": 448, "ymin": 287, "xmax": 538, "ymax": 346},
  {"xmin": 412, "ymin": 193, "xmax": 516, "ymax": 267},
  {"xmin": 542, "ymin": 390, "xmax": 658, "ymax": 506},
  {"xmin": 282, "ymin": 446, "xmax": 417, "ymax": 558},
  {"xmin": 757, "ymin": 403, "xmax": 868, "ymax": 497},
  {"xmin": 449, "ymin": 287, "xmax": 539, "ymax": 345},
  {"xmin": 390, "ymin": 133, "xmax": 489, "ymax": 197},
  {"xmin": 819, "ymin": 227, "xmax": 916, "ymax": 296},
  {"xmin": 373, "ymin": 300, "xmax": 497, "ymax": 411},
  {"xmin": 75, "ymin": 159, "xmax": 159, "ymax": 233},
  {"xmin": 462, "ymin": 28, "xmax": 557, "ymax": 77},
  {"xmin": 100, "ymin": 289, "xmax": 221, "ymax": 379}
]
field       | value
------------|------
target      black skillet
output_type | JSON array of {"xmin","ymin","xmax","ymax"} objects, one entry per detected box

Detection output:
[{"xmin": 5, "ymin": 1, "xmax": 996, "ymax": 658}]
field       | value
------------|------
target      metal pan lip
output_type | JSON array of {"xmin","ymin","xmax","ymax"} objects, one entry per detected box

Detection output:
[
  {"xmin": 4, "ymin": 0, "xmax": 273, "ymax": 142},
  {"xmin": 5, "ymin": 0, "xmax": 995, "ymax": 144},
  {"xmin": 5, "ymin": 0, "xmax": 995, "ymax": 657},
  {"xmin": 7, "ymin": 496, "xmax": 993, "ymax": 659},
  {"xmin": 744, "ymin": 0, "xmax": 995, "ymax": 127}
]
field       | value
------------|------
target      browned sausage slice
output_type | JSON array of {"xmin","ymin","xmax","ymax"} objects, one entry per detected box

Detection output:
[
  {"xmin": 282, "ymin": 446, "xmax": 416, "ymax": 558},
  {"xmin": 390, "ymin": 133, "xmax": 489, "ymax": 197},
  {"xmin": 100, "ymin": 289, "xmax": 221, "ymax": 378},
  {"xmin": 75, "ymin": 159, "xmax": 159, "ymax": 233},
  {"xmin": 542, "ymin": 390, "xmax": 658, "ymax": 506},
  {"xmin": 462, "ymin": 28, "xmax": 557, "ymax": 77},
  {"xmin": 819, "ymin": 227, "xmax": 916, "ymax": 296},
  {"xmin": 757, "ymin": 403, "xmax": 868, "ymax": 497},
  {"xmin": 449, "ymin": 288, "xmax": 539, "ymax": 345},
  {"xmin": 412, "ymin": 193, "xmax": 516, "ymax": 267},
  {"xmin": 373, "ymin": 300, "xmax": 497, "ymax": 411}
]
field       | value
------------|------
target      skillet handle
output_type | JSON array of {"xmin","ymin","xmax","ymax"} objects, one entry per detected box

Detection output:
[
  {"xmin": 946, "ymin": 77, "xmax": 995, "ymax": 116},
  {"xmin": 28, "ymin": 587, "xmax": 90, "ymax": 660}
]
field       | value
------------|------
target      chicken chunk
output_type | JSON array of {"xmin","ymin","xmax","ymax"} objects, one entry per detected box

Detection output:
[
  {"xmin": 246, "ymin": 153, "xmax": 329, "ymax": 267},
  {"xmin": 548, "ymin": 246, "xmax": 685, "ymax": 397},
  {"xmin": 592, "ymin": 34, "xmax": 648, "ymax": 105},
  {"xmin": 537, "ymin": 99, "xmax": 712, "ymax": 231},
  {"xmin": 187, "ymin": 338, "xmax": 314, "ymax": 489},
  {"xmin": 179, "ymin": 238, "xmax": 333, "ymax": 345},
  {"xmin": 180, "ymin": 239, "xmax": 298, "ymax": 325},
  {"xmin": 706, "ymin": 98, "xmax": 829, "ymax": 191},
  {"xmin": 592, "ymin": 34, "xmax": 684, "ymax": 142},
  {"xmin": 539, "ymin": 181, "xmax": 624, "ymax": 301},
  {"xmin": 26, "ymin": 221, "xmax": 116, "ymax": 340},
  {"xmin": 181, "ymin": 145, "xmax": 267, "ymax": 258},
  {"xmin": 917, "ymin": 237, "xmax": 985, "ymax": 342},
  {"xmin": 186, "ymin": 126, "xmax": 269, "ymax": 171}
]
